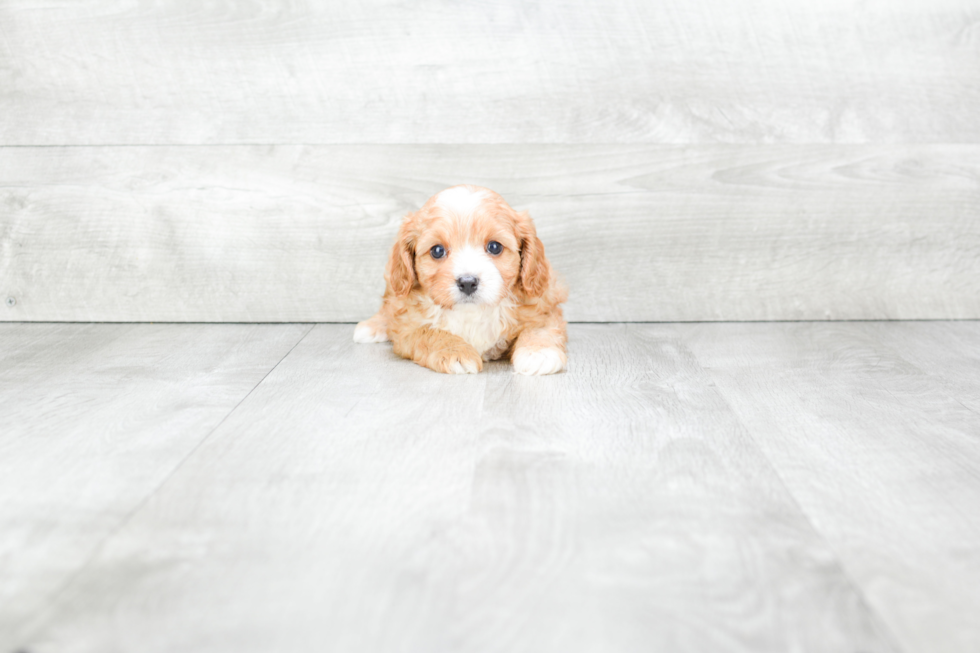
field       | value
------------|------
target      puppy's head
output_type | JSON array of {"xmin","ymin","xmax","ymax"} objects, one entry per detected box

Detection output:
[{"xmin": 385, "ymin": 185, "xmax": 549, "ymax": 307}]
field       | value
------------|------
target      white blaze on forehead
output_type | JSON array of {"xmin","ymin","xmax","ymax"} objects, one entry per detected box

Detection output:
[{"xmin": 435, "ymin": 186, "xmax": 486, "ymax": 217}]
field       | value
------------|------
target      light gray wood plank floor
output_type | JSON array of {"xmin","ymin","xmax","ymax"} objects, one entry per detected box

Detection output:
[
  {"xmin": 0, "ymin": 323, "xmax": 311, "ymax": 646},
  {"xmin": 2, "ymin": 322, "xmax": 979, "ymax": 652},
  {"xmin": 678, "ymin": 321, "xmax": 980, "ymax": 653}
]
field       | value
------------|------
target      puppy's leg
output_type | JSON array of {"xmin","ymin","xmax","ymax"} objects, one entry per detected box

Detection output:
[
  {"xmin": 392, "ymin": 326, "xmax": 483, "ymax": 374},
  {"xmin": 354, "ymin": 312, "xmax": 389, "ymax": 343},
  {"xmin": 511, "ymin": 321, "xmax": 567, "ymax": 376}
]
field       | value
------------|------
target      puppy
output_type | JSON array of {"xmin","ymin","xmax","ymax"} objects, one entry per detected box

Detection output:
[{"xmin": 354, "ymin": 185, "xmax": 567, "ymax": 375}]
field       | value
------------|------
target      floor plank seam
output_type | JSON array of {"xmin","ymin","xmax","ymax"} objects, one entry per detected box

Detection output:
[
  {"xmin": 859, "ymin": 334, "xmax": 980, "ymax": 496},
  {"xmin": 12, "ymin": 323, "xmax": 316, "ymax": 644},
  {"xmin": 692, "ymin": 364, "xmax": 911, "ymax": 653}
]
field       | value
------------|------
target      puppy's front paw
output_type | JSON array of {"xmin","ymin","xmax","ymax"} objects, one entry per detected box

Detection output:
[
  {"xmin": 428, "ymin": 347, "xmax": 483, "ymax": 374},
  {"xmin": 512, "ymin": 347, "xmax": 566, "ymax": 376},
  {"xmin": 353, "ymin": 320, "xmax": 388, "ymax": 343}
]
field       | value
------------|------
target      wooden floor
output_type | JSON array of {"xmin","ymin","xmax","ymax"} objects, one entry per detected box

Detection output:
[{"xmin": 2, "ymin": 321, "xmax": 979, "ymax": 653}]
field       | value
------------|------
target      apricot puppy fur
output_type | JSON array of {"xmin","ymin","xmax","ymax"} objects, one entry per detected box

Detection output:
[{"xmin": 354, "ymin": 185, "xmax": 567, "ymax": 375}]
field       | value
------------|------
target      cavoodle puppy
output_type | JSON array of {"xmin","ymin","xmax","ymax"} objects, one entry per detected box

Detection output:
[{"xmin": 354, "ymin": 185, "xmax": 567, "ymax": 375}]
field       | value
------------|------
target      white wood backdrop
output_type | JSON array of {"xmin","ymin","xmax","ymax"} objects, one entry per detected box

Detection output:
[
  {"xmin": 2, "ymin": 0, "xmax": 978, "ymax": 145},
  {"xmin": 1, "ymin": 0, "xmax": 978, "ymax": 321}
]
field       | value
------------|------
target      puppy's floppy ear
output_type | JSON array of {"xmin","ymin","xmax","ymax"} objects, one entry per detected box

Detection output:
[
  {"xmin": 385, "ymin": 212, "xmax": 418, "ymax": 297},
  {"xmin": 515, "ymin": 210, "xmax": 550, "ymax": 298}
]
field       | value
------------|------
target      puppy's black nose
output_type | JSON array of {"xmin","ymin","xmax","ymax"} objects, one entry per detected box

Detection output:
[{"xmin": 457, "ymin": 275, "xmax": 479, "ymax": 296}]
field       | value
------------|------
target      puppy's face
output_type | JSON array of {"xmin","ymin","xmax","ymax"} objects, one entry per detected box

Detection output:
[
  {"xmin": 414, "ymin": 187, "xmax": 521, "ymax": 308},
  {"xmin": 388, "ymin": 186, "xmax": 548, "ymax": 308}
]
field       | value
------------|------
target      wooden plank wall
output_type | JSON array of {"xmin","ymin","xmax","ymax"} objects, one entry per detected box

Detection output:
[{"xmin": 1, "ymin": 0, "xmax": 978, "ymax": 322}]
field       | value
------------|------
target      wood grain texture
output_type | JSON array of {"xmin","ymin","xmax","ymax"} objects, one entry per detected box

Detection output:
[
  {"xmin": 3, "ymin": 144, "xmax": 979, "ymax": 322},
  {"xmin": 1, "ymin": 0, "xmax": 978, "ymax": 145},
  {"xmin": 0, "ymin": 323, "xmax": 310, "ymax": 646},
  {"xmin": 679, "ymin": 321, "xmax": 980, "ymax": 653},
  {"xmin": 13, "ymin": 324, "xmax": 896, "ymax": 653},
  {"xmin": 867, "ymin": 320, "xmax": 980, "ymax": 415}
]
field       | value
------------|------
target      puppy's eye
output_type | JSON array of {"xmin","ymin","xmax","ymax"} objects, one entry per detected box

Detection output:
[
  {"xmin": 430, "ymin": 244, "xmax": 446, "ymax": 259},
  {"xmin": 486, "ymin": 241, "xmax": 503, "ymax": 256}
]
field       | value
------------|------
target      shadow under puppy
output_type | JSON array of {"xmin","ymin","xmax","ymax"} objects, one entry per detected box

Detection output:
[{"xmin": 354, "ymin": 185, "xmax": 567, "ymax": 375}]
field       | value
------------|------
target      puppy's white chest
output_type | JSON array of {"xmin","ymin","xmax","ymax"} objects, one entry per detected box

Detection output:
[{"xmin": 434, "ymin": 304, "xmax": 512, "ymax": 360}]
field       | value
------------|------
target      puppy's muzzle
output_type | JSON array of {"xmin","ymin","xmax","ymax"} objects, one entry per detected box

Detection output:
[{"xmin": 456, "ymin": 275, "xmax": 479, "ymax": 296}]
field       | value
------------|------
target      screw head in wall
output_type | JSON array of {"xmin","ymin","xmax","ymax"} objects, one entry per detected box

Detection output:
[{"xmin": 5, "ymin": 297, "xmax": 15, "ymax": 307}]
